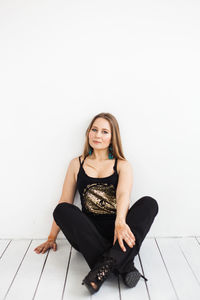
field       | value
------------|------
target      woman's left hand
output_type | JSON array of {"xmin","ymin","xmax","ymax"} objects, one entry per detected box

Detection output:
[{"xmin": 113, "ymin": 220, "xmax": 136, "ymax": 252}]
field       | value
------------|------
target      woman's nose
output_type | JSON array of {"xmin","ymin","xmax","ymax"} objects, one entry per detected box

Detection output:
[{"xmin": 95, "ymin": 132, "xmax": 102, "ymax": 138}]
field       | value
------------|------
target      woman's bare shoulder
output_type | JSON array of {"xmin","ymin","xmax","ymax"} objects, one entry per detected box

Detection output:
[
  {"xmin": 70, "ymin": 155, "xmax": 83, "ymax": 162},
  {"xmin": 117, "ymin": 158, "xmax": 132, "ymax": 173},
  {"xmin": 71, "ymin": 155, "xmax": 84, "ymax": 171},
  {"xmin": 67, "ymin": 156, "xmax": 83, "ymax": 182},
  {"xmin": 117, "ymin": 158, "xmax": 130, "ymax": 164}
]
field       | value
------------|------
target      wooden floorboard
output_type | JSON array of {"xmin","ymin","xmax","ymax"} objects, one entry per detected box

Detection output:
[
  {"xmin": 5, "ymin": 240, "xmax": 47, "ymax": 300},
  {"xmin": 156, "ymin": 237, "xmax": 200, "ymax": 300},
  {"xmin": 63, "ymin": 248, "xmax": 92, "ymax": 300},
  {"xmin": 140, "ymin": 238, "xmax": 178, "ymax": 300},
  {"xmin": 34, "ymin": 240, "xmax": 71, "ymax": 300},
  {"xmin": 120, "ymin": 254, "xmax": 149, "ymax": 300},
  {"xmin": 177, "ymin": 237, "xmax": 200, "ymax": 286},
  {"xmin": 0, "ymin": 237, "xmax": 200, "ymax": 300}
]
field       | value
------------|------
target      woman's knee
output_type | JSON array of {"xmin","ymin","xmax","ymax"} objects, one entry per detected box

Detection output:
[
  {"xmin": 142, "ymin": 196, "xmax": 159, "ymax": 215},
  {"xmin": 132, "ymin": 196, "xmax": 158, "ymax": 215},
  {"xmin": 53, "ymin": 202, "xmax": 78, "ymax": 220}
]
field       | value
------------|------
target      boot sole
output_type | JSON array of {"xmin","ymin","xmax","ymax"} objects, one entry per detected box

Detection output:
[{"xmin": 123, "ymin": 270, "xmax": 141, "ymax": 288}]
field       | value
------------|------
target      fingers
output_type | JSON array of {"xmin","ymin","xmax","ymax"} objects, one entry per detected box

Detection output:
[
  {"xmin": 114, "ymin": 223, "xmax": 136, "ymax": 252},
  {"xmin": 121, "ymin": 236, "xmax": 135, "ymax": 250},
  {"xmin": 53, "ymin": 243, "xmax": 57, "ymax": 251},
  {"xmin": 129, "ymin": 230, "xmax": 136, "ymax": 242},
  {"xmin": 118, "ymin": 237, "xmax": 126, "ymax": 252},
  {"xmin": 113, "ymin": 232, "xmax": 117, "ymax": 246},
  {"xmin": 34, "ymin": 245, "xmax": 42, "ymax": 253},
  {"xmin": 127, "ymin": 232, "xmax": 136, "ymax": 247},
  {"xmin": 41, "ymin": 247, "xmax": 47, "ymax": 254},
  {"xmin": 126, "ymin": 237, "xmax": 135, "ymax": 248},
  {"xmin": 34, "ymin": 241, "xmax": 53, "ymax": 254},
  {"xmin": 34, "ymin": 246, "xmax": 46, "ymax": 254},
  {"xmin": 126, "ymin": 226, "xmax": 135, "ymax": 241},
  {"xmin": 34, "ymin": 248, "xmax": 41, "ymax": 254},
  {"xmin": 119, "ymin": 233, "xmax": 136, "ymax": 250},
  {"xmin": 126, "ymin": 228, "xmax": 136, "ymax": 246},
  {"xmin": 128, "ymin": 235, "xmax": 136, "ymax": 246}
]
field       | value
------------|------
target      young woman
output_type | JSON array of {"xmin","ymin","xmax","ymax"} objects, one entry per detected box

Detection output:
[{"xmin": 34, "ymin": 112, "xmax": 159, "ymax": 295}]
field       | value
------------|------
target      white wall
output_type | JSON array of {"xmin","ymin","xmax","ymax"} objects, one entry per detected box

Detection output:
[{"xmin": 0, "ymin": 0, "xmax": 199, "ymax": 239}]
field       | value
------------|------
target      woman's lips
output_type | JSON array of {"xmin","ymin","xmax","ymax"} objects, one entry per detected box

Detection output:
[{"xmin": 93, "ymin": 141, "xmax": 101, "ymax": 143}]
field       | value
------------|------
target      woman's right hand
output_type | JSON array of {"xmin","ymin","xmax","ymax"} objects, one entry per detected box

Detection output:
[{"xmin": 34, "ymin": 239, "xmax": 57, "ymax": 254}]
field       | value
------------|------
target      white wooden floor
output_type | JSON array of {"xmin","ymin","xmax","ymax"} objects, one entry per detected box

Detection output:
[{"xmin": 0, "ymin": 237, "xmax": 200, "ymax": 300}]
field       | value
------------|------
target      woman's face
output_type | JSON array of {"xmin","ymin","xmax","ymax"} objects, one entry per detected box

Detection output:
[{"xmin": 88, "ymin": 118, "xmax": 112, "ymax": 150}]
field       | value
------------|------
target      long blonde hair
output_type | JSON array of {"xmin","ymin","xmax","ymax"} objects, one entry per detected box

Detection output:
[{"xmin": 82, "ymin": 112, "xmax": 126, "ymax": 160}]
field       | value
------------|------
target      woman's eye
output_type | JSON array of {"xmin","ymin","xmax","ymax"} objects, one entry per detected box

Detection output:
[{"xmin": 92, "ymin": 128, "xmax": 108, "ymax": 134}]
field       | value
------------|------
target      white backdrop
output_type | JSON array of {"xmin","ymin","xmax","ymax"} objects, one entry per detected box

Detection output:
[{"xmin": 0, "ymin": 0, "xmax": 199, "ymax": 239}]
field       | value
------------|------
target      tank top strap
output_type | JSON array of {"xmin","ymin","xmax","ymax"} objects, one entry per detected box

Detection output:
[
  {"xmin": 113, "ymin": 157, "xmax": 118, "ymax": 171},
  {"xmin": 79, "ymin": 155, "xmax": 87, "ymax": 167}
]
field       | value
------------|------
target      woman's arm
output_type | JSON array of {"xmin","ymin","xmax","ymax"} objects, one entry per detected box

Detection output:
[
  {"xmin": 113, "ymin": 160, "xmax": 135, "ymax": 251},
  {"xmin": 48, "ymin": 158, "xmax": 78, "ymax": 241},
  {"xmin": 48, "ymin": 220, "xmax": 60, "ymax": 241},
  {"xmin": 115, "ymin": 160, "xmax": 133, "ymax": 223}
]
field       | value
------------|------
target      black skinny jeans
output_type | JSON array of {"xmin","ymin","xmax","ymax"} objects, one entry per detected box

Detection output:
[{"xmin": 53, "ymin": 196, "xmax": 159, "ymax": 274}]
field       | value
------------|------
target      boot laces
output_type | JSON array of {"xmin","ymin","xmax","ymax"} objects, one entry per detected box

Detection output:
[
  {"xmin": 96, "ymin": 264, "xmax": 110, "ymax": 281},
  {"xmin": 95, "ymin": 257, "xmax": 115, "ymax": 282}
]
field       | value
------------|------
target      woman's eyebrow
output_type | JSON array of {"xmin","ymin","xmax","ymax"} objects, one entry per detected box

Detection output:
[{"xmin": 92, "ymin": 126, "xmax": 109, "ymax": 131}]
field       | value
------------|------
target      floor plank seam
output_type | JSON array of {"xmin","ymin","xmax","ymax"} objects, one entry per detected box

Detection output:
[
  {"xmin": 3, "ymin": 239, "xmax": 33, "ymax": 300},
  {"xmin": 0, "ymin": 240, "xmax": 12, "ymax": 260},
  {"xmin": 61, "ymin": 245, "xmax": 72, "ymax": 300},
  {"xmin": 155, "ymin": 238, "xmax": 180, "ymax": 300},
  {"xmin": 195, "ymin": 236, "xmax": 200, "ymax": 245},
  {"xmin": 117, "ymin": 273, "xmax": 122, "ymax": 300},
  {"xmin": 177, "ymin": 240, "xmax": 200, "ymax": 287},
  {"xmin": 138, "ymin": 252, "xmax": 151, "ymax": 300},
  {"xmin": 32, "ymin": 246, "xmax": 50, "ymax": 300}
]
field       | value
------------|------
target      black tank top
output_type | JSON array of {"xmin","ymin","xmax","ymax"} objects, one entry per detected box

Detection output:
[{"xmin": 76, "ymin": 154, "xmax": 119, "ymax": 219}]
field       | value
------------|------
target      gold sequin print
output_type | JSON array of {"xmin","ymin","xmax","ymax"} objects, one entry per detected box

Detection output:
[{"xmin": 82, "ymin": 183, "xmax": 117, "ymax": 214}]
